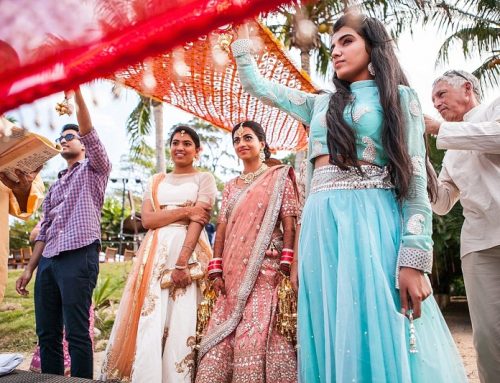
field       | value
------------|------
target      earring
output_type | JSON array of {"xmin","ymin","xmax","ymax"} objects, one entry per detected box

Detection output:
[
  {"xmin": 193, "ymin": 156, "xmax": 199, "ymax": 167},
  {"xmin": 259, "ymin": 149, "xmax": 265, "ymax": 162},
  {"xmin": 167, "ymin": 158, "xmax": 173, "ymax": 171},
  {"xmin": 368, "ymin": 62, "xmax": 375, "ymax": 77}
]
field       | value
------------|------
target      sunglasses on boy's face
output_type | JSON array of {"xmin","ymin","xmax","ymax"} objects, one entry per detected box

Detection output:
[{"xmin": 56, "ymin": 133, "xmax": 79, "ymax": 143}]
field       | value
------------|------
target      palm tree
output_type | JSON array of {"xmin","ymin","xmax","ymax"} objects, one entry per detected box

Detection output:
[
  {"xmin": 266, "ymin": 1, "xmax": 498, "ymax": 88},
  {"xmin": 266, "ymin": 1, "xmax": 422, "ymax": 78},
  {"xmin": 423, "ymin": 0, "xmax": 499, "ymax": 89},
  {"xmin": 125, "ymin": 95, "xmax": 166, "ymax": 173}
]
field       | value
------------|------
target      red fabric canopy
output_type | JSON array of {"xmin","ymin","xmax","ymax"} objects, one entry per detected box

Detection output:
[{"xmin": 0, "ymin": 0, "xmax": 292, "ymax": 115}]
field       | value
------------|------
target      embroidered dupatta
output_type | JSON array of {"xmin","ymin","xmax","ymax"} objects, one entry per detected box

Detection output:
[
  {"xmin": 197, "ymin": 165, "xmax": 293, "ymax": 361},
  {"xmin": 102, "ymin": 172, "xmax": 212, "ymax": 381}
]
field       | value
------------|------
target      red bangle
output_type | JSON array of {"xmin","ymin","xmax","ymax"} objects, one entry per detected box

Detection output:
[{"xmin": 281, "ymin": 248, "xmax": 294, "ymax": 263}]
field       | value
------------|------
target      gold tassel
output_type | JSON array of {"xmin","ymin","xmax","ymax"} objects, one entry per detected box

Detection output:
[
  {"xmin": 195, "ymin": 280, "xmax": 217, "ymax": 345},
  {"xmin": 275, "ymin": 273, "xmax": 297, "ymax": 344}
]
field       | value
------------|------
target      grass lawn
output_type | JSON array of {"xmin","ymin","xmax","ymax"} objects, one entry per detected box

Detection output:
[{"xmin": 0, "ymin": 262, "xmax": 130, "ymax": 353}]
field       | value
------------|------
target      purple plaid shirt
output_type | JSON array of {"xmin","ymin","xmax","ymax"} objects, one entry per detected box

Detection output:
[{"xmin": 36, "ymin": 129, "xmax": 111, "ymax": 257}]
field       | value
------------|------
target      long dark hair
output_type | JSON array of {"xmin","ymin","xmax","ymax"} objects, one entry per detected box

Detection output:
[
  {"xmin": 326, "ymin": 14, "xmax": 412, "ymax": 199},
  {"xmin": 231, "ymin": 120, "xmax": 271, "ymax": 160}
]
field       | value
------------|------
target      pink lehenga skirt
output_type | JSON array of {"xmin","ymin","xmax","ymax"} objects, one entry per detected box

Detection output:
[{"xmin": 195, "ymin": 253, "xmax": 297, "ymax": 383}]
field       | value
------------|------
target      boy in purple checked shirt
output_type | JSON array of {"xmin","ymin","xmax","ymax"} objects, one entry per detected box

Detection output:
[{"xmin": 16, "ymin": 87, "xmax": 111, "ymax": 379}]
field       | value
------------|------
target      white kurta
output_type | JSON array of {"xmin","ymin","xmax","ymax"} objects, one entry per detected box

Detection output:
[{"xmin": 432, "ymin": 96, "xmax": 500, "ymax": 257}]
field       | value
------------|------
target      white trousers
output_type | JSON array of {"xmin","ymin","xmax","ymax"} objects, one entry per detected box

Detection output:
[{"xmin": 462, "ymin": 245, "xmax": 500, "ymax": 383}]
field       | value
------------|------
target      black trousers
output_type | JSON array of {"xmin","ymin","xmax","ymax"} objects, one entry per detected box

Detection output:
[{"xmin": 34, "ymin": 241, "xmax": 99, "ymax": 378}]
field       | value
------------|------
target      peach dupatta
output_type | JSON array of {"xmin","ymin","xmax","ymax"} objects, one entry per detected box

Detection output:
[
  {"xmin": 100, "ymin": 173, "xmax": 164, "ymax": 381},
  {"xmin": 197, "ymin": 165, "xmax": 293, "ymax": 361}
]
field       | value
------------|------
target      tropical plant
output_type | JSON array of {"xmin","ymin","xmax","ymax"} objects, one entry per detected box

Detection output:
[
  {"xmin": 8, "ymin": 216, "xmax": 40, "ymax": 249},
  {"xmin": 427, "ymin": 135, "xmax": 464, "ymax": 293},
  {"xmin": 420, "ymin": 0, "xmax": 499, "ymax": 89},
  {"xmin": 92, "ymin": 275, "xmax": 124, "ymax": 311},
  {"xmin": 265, "ymin": 1, "xmax": 499, "ymax": 89},
  {"xmin": 101, "ymin": 196, "xmax": 131, "ymax": 241}
]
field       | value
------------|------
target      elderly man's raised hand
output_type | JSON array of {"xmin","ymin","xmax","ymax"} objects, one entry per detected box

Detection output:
[{"xmin": 424, "ymin": 114, "xmax": 442, "ymax": 135}]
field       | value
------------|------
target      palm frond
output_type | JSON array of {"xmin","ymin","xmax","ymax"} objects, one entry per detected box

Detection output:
[
  {"xmin": 315, "ymin": 40, "xmax": 332, "ymax": 78},
  {"xmin": 126, "ymin": 96, "xmax": 152, "ymax": 157},
  {"xmin": 472, "ymin": 54, "xmax": 500, "ymax": 91},
  {"xmin": 436, "ymin": 25, "xmax": 499, "ymax": 65}
]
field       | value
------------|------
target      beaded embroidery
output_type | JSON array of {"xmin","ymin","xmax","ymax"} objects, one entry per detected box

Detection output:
[
  {"xmin": 289, "ymin": 92, "xmax": 307, "ymax": 106},
  {"xmin": 397, "ymin": 247, "xmax": 433, "ymax": 274},
  {"xmin": 353, "ymin": 106, "xmax": 371, "ymax": 123},
  {"xmin": 197, "ymin": 168, "xmax": 289, "ymax": 362},
  {"xmin": 361, "ymin": 136, "xmax": 376, "ymax": 162},
  {"xmin": 319, "ymin": 113, "xmax": 327, "ymax": 128},
  {"xmin": 311, "ymin": 140, "xmax": 323, "ymax": 157},
  {"xmin": 407, "ymin": 213, "xmax": 425, "ymax": 235},
  {"xmin": 409, "ymin": 99, "xmax": 421, "ymax": 117},
  {"xmin": 310, "ymin": 164, "xmax": 393, "ymax": 193},
  {"xmin": 231, "ymin": 39, "xmax": 252, "ymax": 57},
  {"xmin": 411, "ymin": 155, "xmax": 425, "ymax": 177}
]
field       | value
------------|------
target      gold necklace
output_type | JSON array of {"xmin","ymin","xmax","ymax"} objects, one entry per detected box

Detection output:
[{"xmin": 239, "ymin": 163, "xmax": 268, "ymax": 184}]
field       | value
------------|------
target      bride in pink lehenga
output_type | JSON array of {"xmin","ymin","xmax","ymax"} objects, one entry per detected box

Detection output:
[{"xmin": 196, "ymin": 121, "xmax": 299, "ymax": 383}]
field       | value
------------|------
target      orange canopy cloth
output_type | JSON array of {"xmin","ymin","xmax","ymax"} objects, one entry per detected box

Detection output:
[{"xmin": 115, "ymin": 22, "xmax": 317, "ymax": 151}]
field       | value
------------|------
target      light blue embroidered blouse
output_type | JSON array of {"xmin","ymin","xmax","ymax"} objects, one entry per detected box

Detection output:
[{"xmin": 232, "ymin": 39, "xmax": 433, "ymax": 276}]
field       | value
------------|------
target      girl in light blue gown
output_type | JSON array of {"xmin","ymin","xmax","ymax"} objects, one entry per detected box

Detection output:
[{"xmin": 231, "ymin": 15, "xmax": 467, "ymax": 383}]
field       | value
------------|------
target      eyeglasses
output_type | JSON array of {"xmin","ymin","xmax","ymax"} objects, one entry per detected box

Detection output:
[
  {"xmin": 56, "ymin": 133, "xmax": 79, "ymax": 143},
  {"xmin": 443, "ymin": 70, "xmax": 471, "ymax": 83}
]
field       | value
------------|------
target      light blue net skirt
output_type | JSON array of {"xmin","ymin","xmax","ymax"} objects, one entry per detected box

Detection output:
[{"xmin": 297, "ymin": 165, "xmax": 467, "ymax": 383}]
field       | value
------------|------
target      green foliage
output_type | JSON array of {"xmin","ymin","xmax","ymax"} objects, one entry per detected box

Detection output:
[
  {"xmin": 92, "ymin": 275, "xmax": 124, "ymax": 310},
  {"xmin": 280, "ymin": 152, "xmax": 296, "ymax": 167},
  {"xmin": 423, "ymin": 0, "xmax": 499, "ymax": 90},
  {"xmin": 92, "ymin": 264, "xmax": 130, "ymax": 345},
  {"xmin": 266, "ymin": 1, "xmax": 499, "ymax": 89},
  {"xmin": 8, "ymin": 215, "xmax": 40, "ymax": 249},
  {"xmin": 127, "ymin": 96, "xmax": 153, "ymax": 157},
  {"xmin": 450, "ymin": 275, "xmax": 466, "ymax": 296},
  {"xmin": 428, "ymin": 135, "xmax": 464, "ymax": 293},
  {"xmin": 101, "ymin": 197, "xmax": 130, "ymax": 241}
]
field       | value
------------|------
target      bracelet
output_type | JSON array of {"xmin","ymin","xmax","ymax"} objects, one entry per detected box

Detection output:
[
  {"xmin": 208, "ymin": 267, "xmax": 223, "ymax": 274},
  {"xmin": 208, "ymin": 258, "xmax": 223, "ymax": 267},
  {"xmin": 280, "ymin": 248, "xmax": 294, "ymax": 264},
  {"xmin": 175, "ymin": 264, "xmax": 188, "ymax": 270}
]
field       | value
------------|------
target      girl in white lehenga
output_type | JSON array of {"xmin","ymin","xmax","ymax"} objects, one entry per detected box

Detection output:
[{"xmin": 101, "ymin": 126, "xmax": 217, "ymax": 383}]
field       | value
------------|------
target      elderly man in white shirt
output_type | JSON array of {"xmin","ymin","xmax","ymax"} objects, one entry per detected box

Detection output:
[{"xmin": 425, "ymin": 70, "xmax": 500, "ymax": 383}]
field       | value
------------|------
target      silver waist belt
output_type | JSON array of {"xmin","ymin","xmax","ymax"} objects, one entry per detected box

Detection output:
[{"xmin": 310, "ymin": 164, "xmax": 394, "ymax": 193}]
